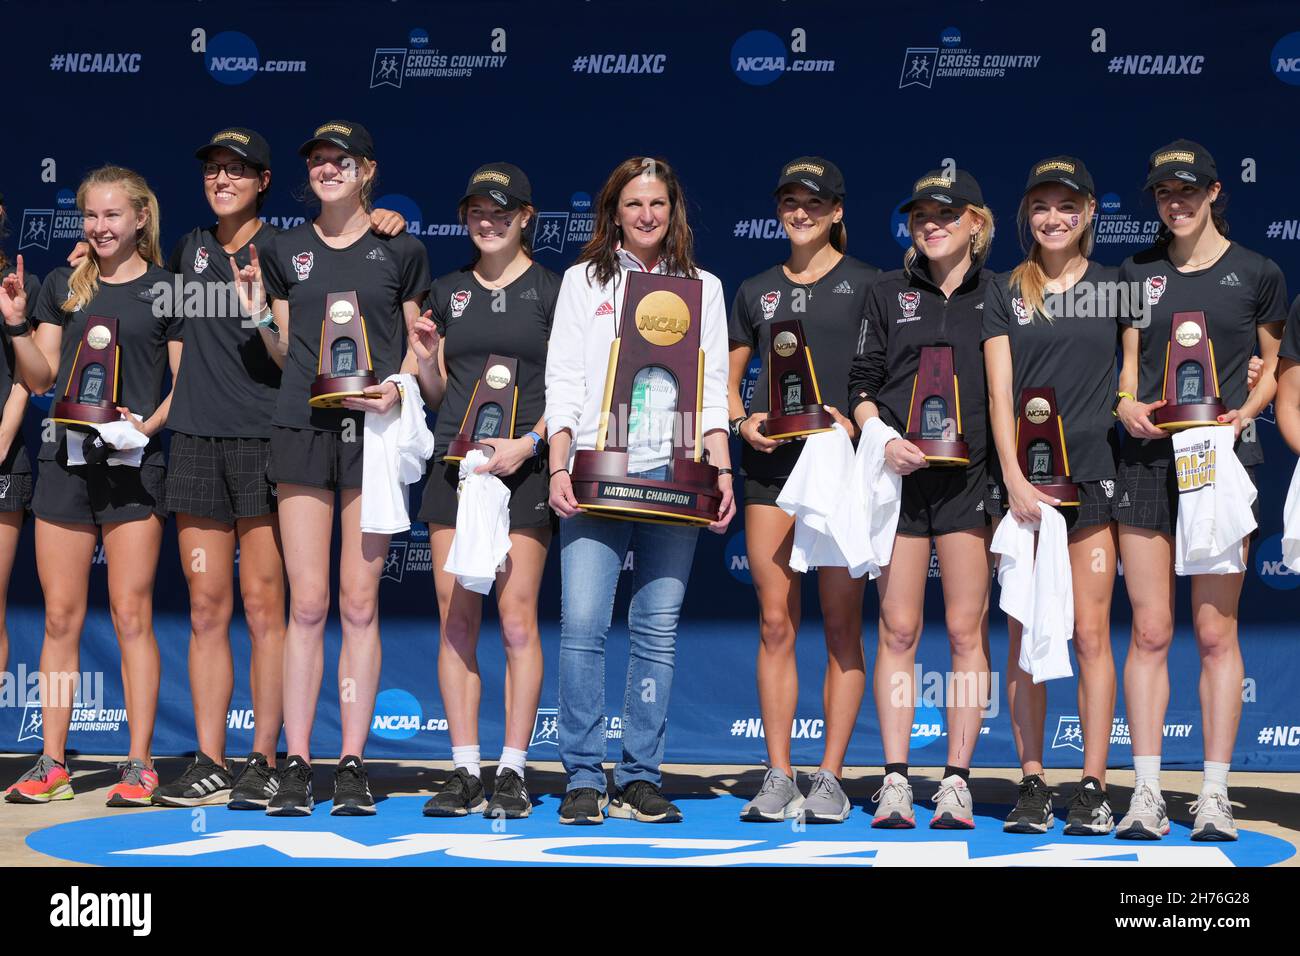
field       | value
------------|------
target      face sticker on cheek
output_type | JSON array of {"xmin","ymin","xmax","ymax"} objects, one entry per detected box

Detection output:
[
  {"xmin": 1069, "ymin": 214, "xmax": 1079, "ymax": 228},
  {"xmin": 946, "ymin": 211, "xmax": 963, "ymax": 228}
]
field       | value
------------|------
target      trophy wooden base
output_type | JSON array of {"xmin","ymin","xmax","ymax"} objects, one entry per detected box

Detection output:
[
  {"xmin": 50, "ymin": 400, "xmax": 120, "ymax": 430},
  {"xmin": 444, "ymin": 437, "xmax": 496, "ymax": 463},
  {"xmin": 1154, "ymin": 400, "xmax": 1226, "ymax": 432},
  {"xmin": 761, "ymin": 407, "xmax": 835, "ymax": 441},
  {"xmin": 571, "ymin": 450, "xmax": 721, "ymax": 527},
  {"xmin": 309, "ymin": 374, "xmax": 382, "ymax": 409},
  {"xmin": 1029, "ymin": 479, "xmax": 1080, "ymax": 507},
  {"xmin": 909, "ymin": 436, "xmax": 970, "ymax": 467}
]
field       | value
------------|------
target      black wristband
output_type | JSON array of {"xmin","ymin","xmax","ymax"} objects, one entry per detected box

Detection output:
[
  {"xmin": 717, "ymin": 467, "xmax": 735, "ymax": 476},
  {"xmin": 550, "ymin": 467, "xmax": 569, "ymax": 479},
  {"xmin": 729, "ymin": 416, "xmax": 747, "ymax": 438},
  {"xmin": 2, "ymin": 318, "xmax": 31, "ymax": 338}
]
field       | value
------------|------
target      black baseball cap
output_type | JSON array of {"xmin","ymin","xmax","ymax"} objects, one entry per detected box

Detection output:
[
  {"xmin": 459, "ymin": 163, "xmax": 532, "ymax": 210},
  {"xmin": 195, "ymin": 127, "xmax": 271, "ymax": 169},
  {"xmin": 1024, "ymin": 155, "xmax": 1094, "ymax": 198},
  {"xmin": 774, "ymin": 157, "xmax": 845, "ymax": 201},
  {"xmin": 298, "ymin": 120, "xmax": 376, "ymax": 161},
  {"xmin": 1144, "ymin": 139, "xmax": 1217, "ymax": 190},
  {"xmin": 898, "ymin": 169, "xmax": 984, "ymax": 213}
]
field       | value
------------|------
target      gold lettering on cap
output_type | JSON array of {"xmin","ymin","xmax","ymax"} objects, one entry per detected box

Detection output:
[
  {"xmin": 472, "ymin": 170, "xmax": 512, "ymax": 186},
  {"xmin": 1034, "ymin": 160, "xmax": 1075, "ymax": 175},
  {"xmin": 1154, "ymin": 149, "xmax": 1196, "ymax": 166},
  {"xmin": 213, "ymin": 130, "xmax": 251, "ymax": 145},
  {"xmin": 315, "ymin": 123, "xmax": 354, "ymax": 137},
  {"xmin": 784, "ymin": 162, "xmax": 825, "ymax": 177},
  {"xmin": 914, "ymin": 175, "xmax": 953, "ymax": 191}
]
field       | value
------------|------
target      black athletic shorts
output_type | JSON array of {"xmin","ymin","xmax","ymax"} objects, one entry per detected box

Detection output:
[
  {"xmin": 417, "ymin": 456, "xmax": 555, "ymax": 531},
  {"xmin": 267, "ymin": 425, "xmax": 363, "ymax": 491},
  {"xmin": 166, "ymin": 433, "xmax": 276, "ymax": 524},
  {"xmin": 0, "ymin": 472, "xmax": 33, "ymax": 513},
  {"xmin": 742, "ymin": 474, "xmax": 787, "ymax": 509},
  {"xmin": 1115, "ymin": 459, "xmax": 1260, "ymax": 537},
  {"xmin": 987, "ymin": 478, "xmax": 1118, "ymax": 533},
  {"xmin": 896, "ymin": 463, "xmax": 993, "ymax": 538},
  {"xmin": 33, "ymin": 451, "xmax": 166, "ymax": 526}
]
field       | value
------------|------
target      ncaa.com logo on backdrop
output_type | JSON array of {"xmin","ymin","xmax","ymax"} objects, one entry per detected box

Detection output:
[
  {"xmin": 371, "ymin": 26, "xmax": 508, "ymax": 88},
  {"xmin": 371, "ymin": 688, "xmax": 447, "ymax": 741},
  {"xmin": 899, "ymin": 26, "xmax": 1039, "ymax": 89},
  {"xmin": 198, "ymin": 30, "xmax": 306, "ymax": 85},
  {"xmin": 532, "ymin": 193, "xmax": 596, "ymax": 257},
  {"xmin": 1255, "ymin": 533, "xmax": 1299, "ymax": 590},
  {"xmin": 1270, "ymin": 32, "xmax": 1300, "ymax": 84},
  {"xmin": 730, "ymin": 28, "xmax": 835, "ymax": 86}
]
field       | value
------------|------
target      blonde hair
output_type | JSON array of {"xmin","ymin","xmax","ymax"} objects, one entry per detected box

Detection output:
[
  {"xmin": 64, "ymin": 165, "xmax": 162, "ymax": 313},
  {"xmin": 903, "ymin": 203, "xmax": 995, "ymax": 274},
  {"xmin": 1008, "ymin": 194, "xmax": 1095, "ymax": 321}
]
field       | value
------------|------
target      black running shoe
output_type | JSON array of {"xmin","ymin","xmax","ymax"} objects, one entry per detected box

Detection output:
[
  {"xmin": 330, "ymin": 755, "xmax": 376, "ymax": 816},
  {"xmin": 1003, "ymin": 774, "xmax": 1054, "ymax": 833},
  {"xmin": 152, "ymin": 752, "xmax": 234, "ymax": 807},
  {"xmin": 422, "ymin": 767, "xmax": 487, "ymax": 817},
  {"xmin": 558, "ymin": 787, "xmax": 608, "ymax": 825},
  {"xmin": 609, "ymin": 780, "xmax": 682, "ymax": 823},
  {"xmin": 229, "ymin": 752, "xmax": 279, "ymax": 810},
  {"xmin": 266, "ymin": 755, "xmax": 313, "ymax": 817},
  {"xmin": 485, "ymin": 768, "xmax": 532, "ymax": 819},
  {"xmin": 1064, "ymin": 776, "xmax": 1115, "ymax": 835}
]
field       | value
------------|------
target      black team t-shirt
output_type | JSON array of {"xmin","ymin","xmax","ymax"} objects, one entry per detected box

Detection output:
[
  {"xmin": 33, "ymin": 264, "xmax": 182, "ymax": 467},
  {"xmin": 428, "ymin": 262, "xmax": 560, "ymax": 461},
  {"xmin": 728, "ymin": 255, "xmax": 879, "ymax": 482},
  {"xmin": 981, "ymin": 262, "xmax": 1122, "ymax": 482},
  {"xmin": 1281, "ymin": 294, "xmax": 1300, "ymax": 364},
  {"xmin": 262, "ymin": 224, "xmax": 431, "ymax": 432},
  {"xmin": 1, "ymin": 261, "xmax": 40, "ymax": 474},
  {"xmin": 1118, "ymin": 242, "xmax": 1288, "ymax": 466},
  {"xmin": 165, "ymin": 224, "xmax": 282, "ymax": 438}
]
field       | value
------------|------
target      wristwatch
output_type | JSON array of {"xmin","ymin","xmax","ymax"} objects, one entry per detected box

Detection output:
[
  {"xmin": 1112, "ymin": 390, "xmax": 1136, "ymax": 416},
  {"xmin": 256, "ymin": 308, "xmax": 279, "ymax": 335},
  {"xmin": 728, "ymin": 416, "xmax": 747, "ymax": 438},
  {"xmin": 2, "ymin": 317, "xmax": 31, "ymax": 338},
  {"xmin": 524, "ymin": 431, "xmax": 542, "ymax": 456},
  {"xmin": 717, "ymin": 467, "xmax": 735, "ymax": 477}
]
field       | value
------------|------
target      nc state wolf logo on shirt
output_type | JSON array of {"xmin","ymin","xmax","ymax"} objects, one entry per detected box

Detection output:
[
  {"xmin": 760, "ymin": 290, "xmax": 780, "ymax": 321},
  {"xmin": 1011, "ymin": 297, "xmax": 1031, "ymax": 324},
  {"xmin": 292, "ymin": 251, "xmax": 315, "ymax": 282},
  {"xmin": 1145, "ymin": 275, "xmax": 1167, "ymax": 306},
  {"xmin": 193, "ymin": 247, "xmax": 210, "ymax": 274},
  {"xmin": 897, "ymin": 290, "xmax": 920, "ymax": 321},
  {"xmin": 450, "ymin": 289, "xmax": 471, "ymax": 318}
]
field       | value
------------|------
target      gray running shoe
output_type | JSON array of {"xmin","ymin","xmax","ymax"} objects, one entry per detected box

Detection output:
[
  {"xmin": 1116, "ymin": 783, "xmax": 1169, "ymax": 840},
  {"xmin": 871, "ymin": 772, "xmax": 915, "ymax": 828},
  {"xmin": 930, "ymin": 774, "xmax": 975, "ymax": 829},
  {"xmin": 802, "ymin": 769, "xmax": 851, "ymax": 824},
  {"xmin": 739, "ymin": 768, "xmax": 804, "ymax": 822},
  {"xmin": 1189, "ymin": 790, "xmax": 1238, "ymax": 842}
]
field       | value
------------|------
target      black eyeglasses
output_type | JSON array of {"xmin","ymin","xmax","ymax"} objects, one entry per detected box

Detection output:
[{"xmin": 202, "ymin": 161, "xmax": 257, "ymax": 179}]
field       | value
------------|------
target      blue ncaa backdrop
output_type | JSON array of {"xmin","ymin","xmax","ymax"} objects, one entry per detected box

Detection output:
[{"xmin": 1, "ymin": 0, "xmax": 1298, "ymax": 769}]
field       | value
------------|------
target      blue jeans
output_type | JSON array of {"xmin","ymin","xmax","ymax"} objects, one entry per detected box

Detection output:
[{"xmin": 558, "ymin": 511, "xmax": 699, "ymax": 793}]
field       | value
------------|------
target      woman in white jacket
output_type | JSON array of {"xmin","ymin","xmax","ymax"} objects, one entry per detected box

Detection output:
[{"xmin": 545, "ymin": 156, "xmax": 736, "ymax": 825}]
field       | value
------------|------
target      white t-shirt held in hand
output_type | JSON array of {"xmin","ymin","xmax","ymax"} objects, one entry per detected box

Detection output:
[{"xmin": 1172, "ymin": 426, "xmax": 1256, "ymax": 576}]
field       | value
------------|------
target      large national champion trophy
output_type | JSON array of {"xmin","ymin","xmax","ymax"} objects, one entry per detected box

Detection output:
[
  {"xmin": 570, "ymin": 272, "xmax": 722, "ymax": 525},
  {"xmin": 445, "ymin": 354, "xmax": 520, "ymax": 462},
  {"xmin": 904, "ymin": 344, "xmax": 969, "ymax": 465},
  {"xmin": 51, "ymin": 316, "xmax": 122, "ymax": 429},
  {"xmin": 1015, "ymin": 387, "xmax": 1079, "ymax": 506},
  {"xmin": 760, "ymin": 318, "xmax": 834, "ymax": 440},
  {"xmin": 1154, "ymin": 310, "xmax": 1225, "ymax": 431},
  {"xmin": 309, "ymin": 291, "xmax": 382, "ymax": 408}
]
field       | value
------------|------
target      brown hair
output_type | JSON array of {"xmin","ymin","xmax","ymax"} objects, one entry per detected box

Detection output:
[
  {"xmin": 578, "ymin": 157, "xmax": 698, "ymax": 288},
  {"xmin": 902, "ymin": 203, "xmax": 995, "ymax": 275},
  {"xmin": 64, "ymin": 165, "xmax": 163, "ymax": 313},
  {"xmin": 1008, "ymin": 192, "xmax": 1096, "ymax": 321},
  {"xmin": 458, "ymin": 199, "xmax": 536, "ymax": 261}
]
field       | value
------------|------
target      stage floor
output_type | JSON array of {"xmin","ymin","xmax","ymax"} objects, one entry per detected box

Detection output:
[{"xmin": 4, "ymin": 756, "xmax": 1297, "ymax": 867}]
